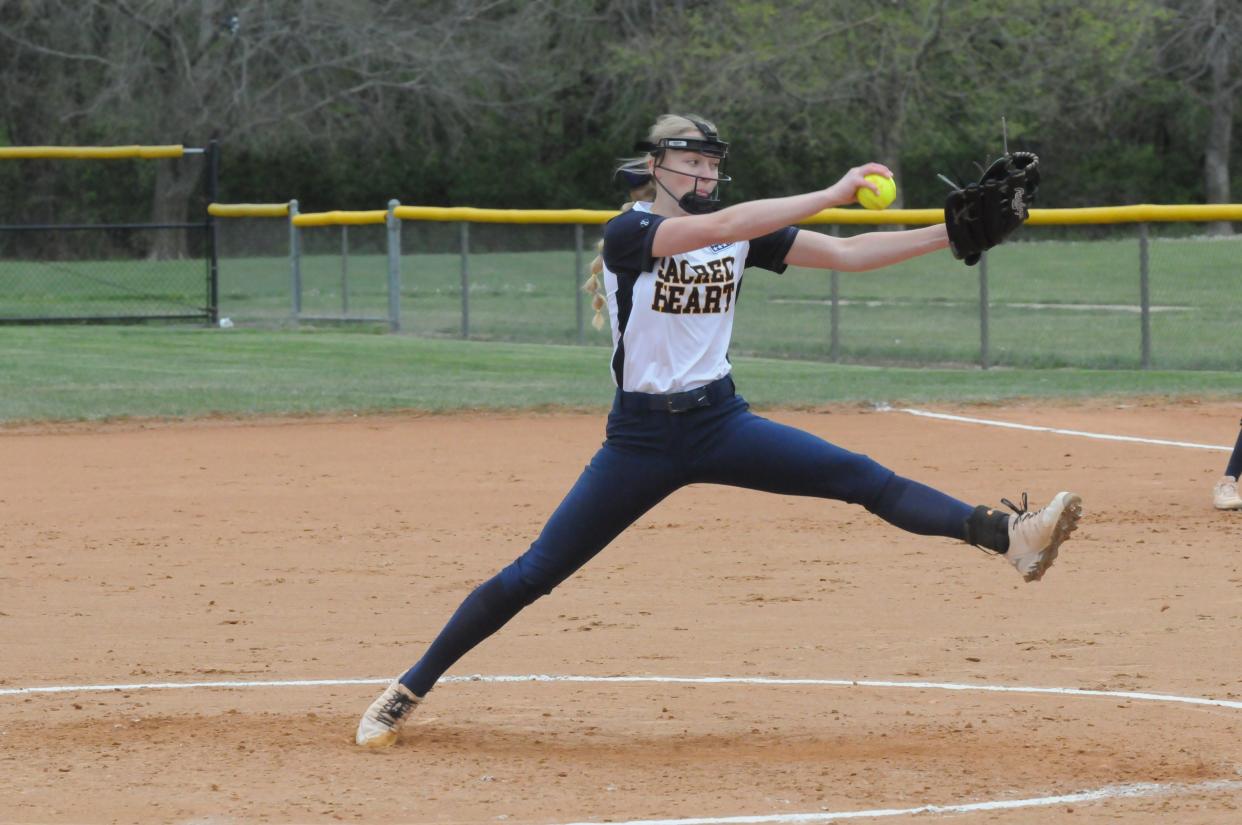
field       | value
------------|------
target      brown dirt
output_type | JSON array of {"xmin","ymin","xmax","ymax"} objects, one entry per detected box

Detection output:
[{"xmin": 2, "ymin": 400, "xmax": 1241, "ymax": 824}]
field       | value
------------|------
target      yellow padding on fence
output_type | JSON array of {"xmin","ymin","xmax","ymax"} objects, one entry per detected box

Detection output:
[
  {"xmin": 798, "ymin": 205, "xmax": 1242, "ymax": 225},
  {"xmin": 801, "ymin": 208, "xmax": 943, "ymax": 225},
  {"xmin": 393, "ymin": 205, "xmax": 947, "ymax": 225},
  {"xmin": 798, "ymin": 205, "xmax": 1240, "ymax": 225},
  {"xmin": 0, "ymin": 145, "xmax": 186, "ymax": 159},
  {"xmin": 293, "ymin": 210, "xmax": 388, "ymax": 227},
  {"xmin": 392, "ymin": 205, "xmax": 944, "ymax": 225},
  {"xmin": 393, "ymin": 204, "xmax": 1241, "ymax": 226},
  {"xmin": 285, "ymin": 203, "xmax": 1242, "ymax": 228},
  {"xmin": 395, "ymin": 206, "xmax": 617, "ymax": 224},
  {"xmin": 1026, "ymin": 204, "xmax": 1242, "ymax": 224},
  {"xmin": 209, "ymin": 203, "xmax": 290, "ymax": 218}
]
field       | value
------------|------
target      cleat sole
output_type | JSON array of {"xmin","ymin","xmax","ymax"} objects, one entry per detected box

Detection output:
[{"xmin": 1023, "ymin": 493, "xmax": 1082, "ymax": 583}]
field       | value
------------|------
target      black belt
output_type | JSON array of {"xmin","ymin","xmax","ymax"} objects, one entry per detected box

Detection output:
[{"xmin": 617, "ymin": 375, "xmax": 736, "ymax": 414}]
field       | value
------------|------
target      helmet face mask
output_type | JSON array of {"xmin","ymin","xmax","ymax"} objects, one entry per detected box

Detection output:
[{"xmin": 636, "ymin": 117, "xmax": 732, "ymax": 214}]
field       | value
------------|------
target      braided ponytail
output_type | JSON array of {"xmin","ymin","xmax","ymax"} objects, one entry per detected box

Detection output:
[
  {"xmin": 583, "ymin": 184, "xmax": 655, "ymax": 331},
  {"xmin": 583, "ymin": 238, "xmax": 609, "ymax": 331}
]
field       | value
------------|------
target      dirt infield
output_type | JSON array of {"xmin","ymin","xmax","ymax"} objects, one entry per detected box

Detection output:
[{"xmin": 3, "ymin": 399, "xmax": 1241, "ymax": 824}]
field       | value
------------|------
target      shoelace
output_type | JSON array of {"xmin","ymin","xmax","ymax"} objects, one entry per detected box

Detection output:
[{"xmin": 1001, "ymin": 492, "xmax": 1033, "ymax": 524}]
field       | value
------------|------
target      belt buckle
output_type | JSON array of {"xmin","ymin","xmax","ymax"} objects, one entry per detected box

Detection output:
[{"xmin": 668, "ymin": 387, "xmax": 710, "ymax": 414}]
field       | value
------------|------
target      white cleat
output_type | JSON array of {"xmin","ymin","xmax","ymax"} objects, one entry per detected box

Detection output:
[
  {"xmin": 1213, "ymin": 476, "xmax": 1242, "ymax": 511},
  {"xmin": 356, "ymin": 680, "xmax": 421, "ymax": 749},
  {"xmin": 1003, "ymin": 491, "xmax": 1082, "ymax": 583}
]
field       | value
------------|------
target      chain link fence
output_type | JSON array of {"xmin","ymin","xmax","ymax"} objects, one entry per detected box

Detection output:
[
  {"xmin": 0, "ymin": 224, "xmax": 210, "ymax": 323},
  {"xmin": 0, "ymin": 146, "xmax": 217, "ymax": 324},
  {"xmin": 213, "ymin": 209, "xmax": 1241, "ymax": 372}
]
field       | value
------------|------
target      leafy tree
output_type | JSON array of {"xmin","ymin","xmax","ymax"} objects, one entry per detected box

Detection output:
[
  {"xmin": 0, "ymin": 0, "xmax": 558, "ymax": 254},
  {"xmin": 1157, "ymin": 0, "xmax": 1241, "ymax": 233}
]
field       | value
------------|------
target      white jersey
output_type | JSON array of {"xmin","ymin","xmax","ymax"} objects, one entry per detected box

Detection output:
[{"xmin": 601, "ymin": 202, "xmax": 798, "ymax": 394}]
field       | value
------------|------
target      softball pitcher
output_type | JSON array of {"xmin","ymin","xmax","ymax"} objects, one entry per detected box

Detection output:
[{"xmin": 356, "ymin": 113, "xmax": 1082, "ymax": 748}]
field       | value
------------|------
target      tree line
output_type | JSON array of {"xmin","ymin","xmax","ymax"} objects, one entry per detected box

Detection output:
[{"xmin": 0, "ymin": 0, "xmax": 1238, "ymax": 243}]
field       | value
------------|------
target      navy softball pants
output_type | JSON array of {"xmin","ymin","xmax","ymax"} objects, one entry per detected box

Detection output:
[{"xmin": 398, "ymin": 386, "xmax": 973, "ymax": 696}]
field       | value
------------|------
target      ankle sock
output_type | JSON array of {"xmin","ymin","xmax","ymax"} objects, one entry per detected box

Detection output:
[{"xmin": 963, "ymin": 505, "xmax": 1010, "ymax": 554}]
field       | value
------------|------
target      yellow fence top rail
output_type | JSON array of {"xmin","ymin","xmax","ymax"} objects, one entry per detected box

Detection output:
[
  {"xmin": 395, "ymin": 205, "xmax": 942, "ymax": 225},
  {"xmin": 394, "ymin": 206, "xmax": 618, "ymax": 224},
  {"xmin": 292, "ymin": 210, "xmax": 388, "ymax": 227},
  {"xmin": 393, "ymin": 204, "xmax": 1242, "ymax": 226},
  {"xmin": 1025, "ymin": 204, "xmax": 1242, "ymax": 224},
  {"xmin": 801, "ymin": 208, "xmax": 942, "ymax": 225},
  {"xmin": 225, "ymin": 203, "xmax": 1242, "ymax": 228},
  {"xmin": 209, "ymin": 202, "xmax": 290, "ymax": 218},
  {"xmin": 0, "ymin": 145, "xmax": 188, "ymax": 159}
]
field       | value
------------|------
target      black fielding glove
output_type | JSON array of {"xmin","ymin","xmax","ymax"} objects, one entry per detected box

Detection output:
[{"xmin": 945, "ymin": 151, "xmax": 1039, "ymax": 266}]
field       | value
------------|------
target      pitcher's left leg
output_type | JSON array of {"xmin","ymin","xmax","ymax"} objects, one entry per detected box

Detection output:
[
  {"xmin": 690, "ymin": 403, "xmax": 1080, "ymax": 580},
  {"xmin": 691, "ymin": 405, "xmax": 971, "ymax": 538}
]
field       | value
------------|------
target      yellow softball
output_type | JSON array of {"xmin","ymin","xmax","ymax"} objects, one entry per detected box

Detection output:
[{"xmin": 857, "ymin": 173, "xmax": 896, "ymax": 210}]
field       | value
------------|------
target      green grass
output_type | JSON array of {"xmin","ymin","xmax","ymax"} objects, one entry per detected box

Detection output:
[{"xmin": 1, "ymin": 326, "xmax": 1239, "ymax": 423}]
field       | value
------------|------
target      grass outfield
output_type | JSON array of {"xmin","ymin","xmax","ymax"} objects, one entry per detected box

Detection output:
[{"xmin": 1, "ymin": 326, "xmax": 1239, "ymax": 423}]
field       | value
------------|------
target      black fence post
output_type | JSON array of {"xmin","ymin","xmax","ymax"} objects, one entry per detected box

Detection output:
[
  {"xmin": 206, "ymin": 139, "xmax": 221, "ymax": 324},
  {"xmin": 979, "ymin": 250, "xmax": 990, "ymax": 369},
  {"xmin": 574, "ymin": 224, "xmax": 585, "ymax": 344},
  {"xmin": 829, "ymin": 225, "xmax": 840, "ymax": 362},
  {"xmin": 460, "ymin": 222, "xmax": 470, "ymax": 339},
  {"xmin": 1139, "ymin": 223, "xmax": 1151, "ymax": 369}
]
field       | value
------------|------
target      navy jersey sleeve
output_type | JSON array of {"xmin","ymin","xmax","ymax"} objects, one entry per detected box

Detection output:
[
  {"xmin": 603, "ymin": 210, "xmax": 666, "ymax": 274},
  {"xmin": 744, "ymin": 226, "xmax": 799, "ymax": 273}
]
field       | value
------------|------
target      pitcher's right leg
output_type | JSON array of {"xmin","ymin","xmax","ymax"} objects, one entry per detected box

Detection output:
[{"xmin": 357, "ymin": 427, "xmax": 680, "ymax": 748}]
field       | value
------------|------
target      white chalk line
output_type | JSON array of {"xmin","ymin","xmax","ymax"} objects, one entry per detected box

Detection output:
[
  {"xmin": 6, "ymin": 673, "xmax": 1241, "ymax": 821},
  {"xmin": 5, "ymin": 673, "xmax": 1242, "ymax": 711},
  {"xmin": 891, "ymin": 407, "xmax": 1232, "ymax": 452},
  {"xmin": 551, "ymin": 780, "xmax": 1242, "ymax": 825}
]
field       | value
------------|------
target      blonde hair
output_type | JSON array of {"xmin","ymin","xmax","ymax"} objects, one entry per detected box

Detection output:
[{"xmin": 583, "ymin": 114, "xmax": 716, "ymax": 331}]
